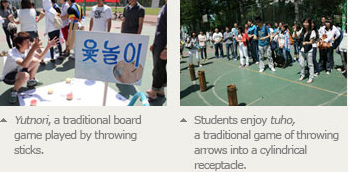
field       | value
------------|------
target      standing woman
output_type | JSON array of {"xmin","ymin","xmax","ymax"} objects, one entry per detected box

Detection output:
[
  {"xmin": 43, "ymin": 0, "xmax": 62, "ymax": 62},
  {"xmin": 292, "ymin": 23, "xmax": 301, "ymax": 62},
  {"xmin": 278, "ymin": 24, "xmax": 293, "ymax": 68},
  {"xmin": 319, "ymin": 20, "xmax": 336, "ymax": 74},
  {"xmin": 236, "ymin": 27, "xmax": 249, "ymax": 68},
  {"xmin": 298, "ymin": 18, "xmax": 316, "ymax": 83},
  {"xmin": 0, "ymin": 0, "xmax": 14, "ymax": 48},
  {"xmin": 198, "ymin": 30, "xmax": 207, "ymax": 61},
  {"xmin": 186, "ymin": 31, "xmax": 201, "ymax": 68},
  {"xmin": 311, "ymin": 21, "xmax": 320, "ymax": 76}
]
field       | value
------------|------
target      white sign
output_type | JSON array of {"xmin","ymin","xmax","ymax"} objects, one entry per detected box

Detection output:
[{"xmin": 75, "ymin": 31, "xmax": 150, "ymax": 85}]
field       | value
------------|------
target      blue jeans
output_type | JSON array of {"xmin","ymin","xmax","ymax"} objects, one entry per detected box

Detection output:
[
  {"xmin": 232, "ymin": 41, "xmax": 238, "ymax": 59},
  {"xmin": 251, "ymin": 40, "xmax": 259, "ymax": 62},
  {"xmin": 214, "ymin": 43, "xmax": 224, "ymax": 58},
  {"xmin": 225, "ymin": 43, "xmax": 233, "ymax": 60},
  {"xmin": 293, "ymin": 40, "xmax": 300, "ymax": 56},
  {"xmin": 312, "ymin": 47, "xmax": 320, "ymax": 74},
  {"xmin": 282, "ymin": 48, "xmax": 294, "ymax": 63}
]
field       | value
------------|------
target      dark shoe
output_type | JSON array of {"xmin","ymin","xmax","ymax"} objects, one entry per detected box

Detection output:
[
  {"xmin": 27, "ymin": 79, "xmax": 42, "ymax": 87},
  {"xmin": 50, "ymin": 58, "xmax": 56, "ymax": 62},
  {"xmin": 9, "ymin": 90, "xmax": 18, "ymax": 104}
]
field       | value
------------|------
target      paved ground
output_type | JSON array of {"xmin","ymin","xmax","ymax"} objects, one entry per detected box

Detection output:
[
  {"xmin": 0, "ymin": 15, "xmax": 166, "ymax": 106},
  {"xmin": 180, "ymin": 44, "xmax": 347, "ymax": 106}
]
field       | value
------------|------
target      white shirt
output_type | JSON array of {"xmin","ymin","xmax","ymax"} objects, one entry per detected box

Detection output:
[
  {"xmin": 213, "ymin": 32, "xmax": 223, "ymax": 44},
  {"xmin": 319, "ymin": 25, "xmax": 340, "ymax": 40},
  {"xmin": 1, "ymin": 48, "xmax": 28, "ymax": 80},
  {"xmin": 18, "ymin": 9, "xmax": 37, "ymax": 32},
  {"xmin": 61, "ymin": 2, "xmax": 70, "ymax": 27},
  {"xmin": 90, "ymin": 5, "xmax": 112, "ymax": 32},
  {"xmin": 198, "ymin": 34, "xmax": 206, "ymax": 47}
]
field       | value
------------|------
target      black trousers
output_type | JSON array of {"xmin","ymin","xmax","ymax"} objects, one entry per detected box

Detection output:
[
  {"xmin": 3, "ymin": 27, "xmax": 14, "ymax": 49},
  {"xmin": 151, "ymin": 45, "xmax": 167, "ymax": 91},
  {"xmin": 48, "ymin": 30, "xmax": 62, "ymax": 59}
]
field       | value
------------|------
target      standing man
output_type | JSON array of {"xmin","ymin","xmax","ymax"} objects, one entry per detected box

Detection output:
[
  {"xmin": 231, "ymin": 23, "xmax": 238, "ymax": 61},
  {"xmin": 254, "ymin": 16, "xmax": 275, "ymax": 72},
  {"xmin": 224, "ymin": 26, "xmax": 233, "ymax": 60},
  {"xmin": 89, "ymin": 0, "xmax": 112, "ymax": 32},
  {"xmin": 248, "ymin": 19, "xmax": 258, "ymax": 64},
  {"xmin": 146, "ymin": 2, "xmax": 167, "ymax": 102},
  {"xmin": 121, "ymin": 0, "xmax": 145, "ymax": 34}
]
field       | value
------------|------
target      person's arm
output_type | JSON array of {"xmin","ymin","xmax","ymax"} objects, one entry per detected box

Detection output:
[
  {"xmin": 8, "ymin": 14, "xmax": 20, "ymax": 24},
  {"xmin": 333, "ymin": 26, "xmax": 341, "ymax": 40},
  {"xmin": 89, "ymin": 17, "xmax": 93, "ymax": 31},
  {"xmin": 107, "ymin": 18, "xmax": 111, "ymax": 32},
  {"xmin": 137, "ymin": 17, "xmax": 144, "ymax": 34},
  {"xmin": 35, "ymin": 37, "xmax": 59, "ymax": 60},
  {"xmin": 36, "ymin": 11, "xmax": 45, "ymax": 23},
  {"xmin": 106, "ymin": 8, "xmax": 112, "ymax": 32}
]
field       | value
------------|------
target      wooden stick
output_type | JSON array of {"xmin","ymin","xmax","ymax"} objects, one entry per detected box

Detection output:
[
  {"xmin": 198, "ymin": 70, "xmax": 207, "ymax": 92},
  {"xmin": 227, "ymin": 84, "xmax": 238, "ymax": 106}
]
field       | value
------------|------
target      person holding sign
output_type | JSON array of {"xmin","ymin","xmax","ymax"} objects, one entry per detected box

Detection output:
[
  {"xmin": 89, "ymin": 0, "xmax": 112, "ymax": 32},
  {"xmin": 121, "ymin": 0, "xmax": 145, "ymax": 34},
  {"xmin": 147, "ymin": 2, "xmax": 167, "ymax": 101},
  {"xmin": 0, "ymin": 32, "xmax": 58, "ymax": 103}
]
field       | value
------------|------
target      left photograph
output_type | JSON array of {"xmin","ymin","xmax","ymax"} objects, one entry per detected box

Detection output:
[{"xmin": 0, "ymin": 0, "xmax": 167, "ymax": 106}]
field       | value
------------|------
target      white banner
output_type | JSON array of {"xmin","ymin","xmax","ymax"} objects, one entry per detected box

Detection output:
[{"xmin": 75, "ymin": 31, "xmax": 150, "ymax": 85}]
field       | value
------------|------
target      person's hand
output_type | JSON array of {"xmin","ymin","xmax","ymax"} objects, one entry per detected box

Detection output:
[
  {"xmin": 150, "ymin": 44, "xmax": 153, "ymax": 51},
  {"xmin": 32, "ymin": 38, "xmax": 42, "ymax": 50},
  {"xmin": 47, "ymin": 37, "xmax": 59, "ymax": 48},
  {"xmin": 160, "ymin": 49, "xmax": 167, "ymax": 60}
]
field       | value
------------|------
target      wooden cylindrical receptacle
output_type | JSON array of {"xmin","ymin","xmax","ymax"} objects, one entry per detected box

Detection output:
[
  {"xmin": 189, "ymin": 63, "xmax": 195, "ymax": 81},
  {"xmin": 198, "ymin": 70, "xmax": 207, "ymax": 92},
  {"xmin": 227, "ymin": 84, "xmax": 238, "ymax": 106}
]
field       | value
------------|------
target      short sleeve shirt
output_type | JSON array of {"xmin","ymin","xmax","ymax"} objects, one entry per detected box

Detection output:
[
  {"xmin": 1, "ymin": 48, "xmax": 28, "ymax": 80},
  {"xmin": 255, "ymin": 25, "xmax": 270, "ymax": 46},
  {"xmin": 122, "ymin": 2, "xmax": 145, "ymax": 34},
  {"xmin": 90, "ymin": 5, "xmax": 112, "ymax": 32}
]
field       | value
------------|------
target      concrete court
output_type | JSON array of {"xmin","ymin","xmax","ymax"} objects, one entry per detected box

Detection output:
[
  {"xmin": 180, "ymin": 45, "xmax": 347, "ymax": 106},
  {"xmin": 0, "ymin": 16, "xmax": 166, "ymax": 106}
]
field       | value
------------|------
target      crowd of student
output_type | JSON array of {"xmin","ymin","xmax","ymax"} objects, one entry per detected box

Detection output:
[
  {"xmin": 182, "ymin": 16, "xmax": 347, "ymax": 84},
  {"xmin": 0, "ymin": 0, "xmax": 167, "ymax": 104}
]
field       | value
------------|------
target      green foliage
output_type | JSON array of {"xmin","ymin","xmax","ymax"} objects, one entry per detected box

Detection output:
[{"xmin": 181, "ymin": 0, "xmax": 345, "ymax": 33}]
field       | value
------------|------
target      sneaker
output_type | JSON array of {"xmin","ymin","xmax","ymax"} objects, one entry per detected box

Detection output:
[
  {"xmin": 256, "ymin": 62, "xmax": 259, "ymax": 65},
  {"xmin": 233, "ymin": 58, "xmax": 237, "ymax": 61},
  {"xmin": 307, "ymin": 78, "xmax": 313, "ymax": 83},
  {"xmin": 337, "ymin": 68, "xmax": 342, "ymax": 72},
  {"xmin": 314, "ymin": 73, "xmax": 318, "ymax": 77},
  {"xmin": 27, "ymin": 79, "xmax": 42, "ymax": 87},
  {"xmin": 259, "ymin": 69, "xmax": 264, "ymax": 73},
  {"xmin": 342, "ymin": 70, "xmax": 347, "ymax": 74},
  {"xmin": 199, "ymin": 64, "xmax": 202, "ymax": 67},
  {"xmin": 245, "ymin": 64, "xmax": 249, "ymax": 67},
  {"xmin": 271, "ymin": 68, "xmax": 276, "ymax": 72},
  {"xmin": 326, "ymin": 71, "xmax": 331, "ymax": 75},
  {"xmin": 299, "ymin": 76, "xmax": 305, "ymax": 81},
  {"xmin": 239, "ymin": 65, "xmax": 243, "ymax": 68},
  {"xmin": 9, "ymin": 90, "xmax": 18, "ymax": 104}
]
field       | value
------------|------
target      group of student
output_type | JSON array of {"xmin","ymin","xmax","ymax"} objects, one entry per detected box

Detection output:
[
  {"xmin": 183, "ymin": 16, "xmax": 347, "ymax": 84},
  {"xmin": 0, "ymin": 0, "xmax": 167, "ymax": 104}
]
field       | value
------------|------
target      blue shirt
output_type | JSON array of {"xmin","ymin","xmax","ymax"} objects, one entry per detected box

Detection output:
[
  {"xmin": 248, "ymin": 25, "xmax": 257, "ymax": 40},
  {"xmin": 255, "ymin": 25, "xmax": 271, "ymax": 46}
]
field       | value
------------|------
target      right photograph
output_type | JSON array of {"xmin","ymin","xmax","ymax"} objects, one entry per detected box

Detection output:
[{"xmin": 180, "ymin": 0, "xmax": 347, "ymax": 106}]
